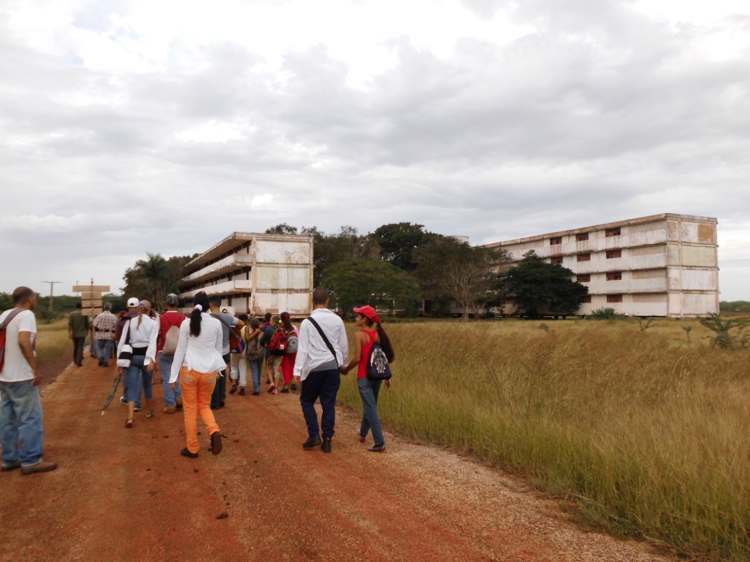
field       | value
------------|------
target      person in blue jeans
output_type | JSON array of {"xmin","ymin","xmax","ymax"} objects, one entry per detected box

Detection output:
[
  {"xmin": 117, "ymin": 302, "xmax": 158, "ymax": 428},
  {"xmin": 293, "ymin": 288, "xmax": 349, "ymax": 454},
  {"xmin": 157, "ymin": 294, "xmax": 186, "ymax": 413},
  {"xmin": 0, "ymin": 286, "xmax": 57, "ymax": 474},
  {"xmin": 342, "ymin": 305, "xmax": 395, "ymax": 453}
]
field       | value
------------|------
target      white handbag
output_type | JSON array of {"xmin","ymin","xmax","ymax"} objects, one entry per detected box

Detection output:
[{"xmin": 117, "ymin": 320, "xmax": 133, "ymax": 368}]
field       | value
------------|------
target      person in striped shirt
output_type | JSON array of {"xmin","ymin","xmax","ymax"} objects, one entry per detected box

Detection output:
[{"xmin": 92, "ymin": 303, "xmax": 118, "ymax": 368}]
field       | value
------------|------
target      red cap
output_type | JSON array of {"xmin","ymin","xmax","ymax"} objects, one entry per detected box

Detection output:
[{"xmin": 353, "ymin": 305, "xmax": 381, "ymax": 324}]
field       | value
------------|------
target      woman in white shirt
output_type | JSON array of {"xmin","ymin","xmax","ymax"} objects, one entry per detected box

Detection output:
[
  {"xmin": 117, "ymin": 300, "xmax": 158, "ymax": 428},
  {"xmin": 169, "ymin": 291, "xmax": 225, "ymax": 458}
]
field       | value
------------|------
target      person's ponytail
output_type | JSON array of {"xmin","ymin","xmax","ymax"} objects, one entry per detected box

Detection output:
[
  {"xmin": 190, "ymin": 292, "xmax": 210, "ymax": 337},
  {"xmin": 376, "ymin": 323, "xmax": 395, "ymax": 363}
]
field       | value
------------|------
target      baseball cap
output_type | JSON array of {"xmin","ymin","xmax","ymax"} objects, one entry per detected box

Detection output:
[
  {"xmin": 126, "ymin": 297, "xmax": 139, "ymax": 308},
  {"xmin": 353, "ymin": 305, "xmax": 381, "ymax": 324}
]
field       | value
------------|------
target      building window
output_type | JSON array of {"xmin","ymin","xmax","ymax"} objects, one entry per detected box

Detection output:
[
  {"xmin": 606, "ymin": 249, "xmax": 622, "ymax": 259},
  {"xmin": 582, "ymin": 294, "xmax": 592, "ymax": 303},
  {"xmin": 577, "ymin": 274, "xmax": 591, "ymax": 282},
  {"xmin": 549, "ymin": 236, "xmax": 562, "ymax": 245},
  {"xmin": 605, "ymin": 227, "xmax": 621, "ymax": 237},
  {"xmin": 576, "ymin": 233, "xmax": 589, "ymax": 242},
  {"xmin": 606, "ymin": 271, "xmax": 622, "ymax": 281},
  {"xmin": 607, "ymin": 294, "xmax": 623, "ymax": 303},
  {"xmin": 551, "ymin": 256, "xmax": 563, "ymax": 265},
  {"xmin": 577, "ymin": 253, "xmax": 591, "ymax": 262}
]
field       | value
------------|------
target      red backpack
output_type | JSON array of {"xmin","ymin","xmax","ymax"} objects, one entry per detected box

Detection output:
[{"xmin": 0, "ymin": 309, "xmax": 23, "ymax": 373}]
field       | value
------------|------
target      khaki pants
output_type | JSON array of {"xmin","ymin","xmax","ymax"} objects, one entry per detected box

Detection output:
[{"xmin": 180, "ymin": 369, "xmax": 220, "ymax": 454}]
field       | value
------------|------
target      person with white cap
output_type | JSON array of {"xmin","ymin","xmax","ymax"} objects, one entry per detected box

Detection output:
[
  {"xmin": 117, "ymin": 297, "xmax": 141, "ymax": 409},
  {"xmin": 117, "ymin": 298, "xmax": 158, "ymax": 428}
]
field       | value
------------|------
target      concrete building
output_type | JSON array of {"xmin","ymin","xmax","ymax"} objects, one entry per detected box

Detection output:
[
  {"xmin": 179, "ymin": 232, "xmax": 314, "ymax": 317},
  {"xmin": 486, "ymin": 214, "xmax": 719, "ymax": 317}
]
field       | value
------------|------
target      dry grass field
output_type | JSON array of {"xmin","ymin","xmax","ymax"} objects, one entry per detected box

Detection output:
[{"xmin": 337, "ymin": 318, "xmax": 750, "ymax": 560}]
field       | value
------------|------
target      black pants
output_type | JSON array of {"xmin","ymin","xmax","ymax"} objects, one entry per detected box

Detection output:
[
  {"xmin": 211, "ymin": 353, "xmax": 230, "ymax": 409},
  {"xmin": 300, "ymin": 369, "xmax": 341, "ymax": 440},
  {"xmin": 73, "ymin": 337, "xmax": 86, "ymax": 366}
]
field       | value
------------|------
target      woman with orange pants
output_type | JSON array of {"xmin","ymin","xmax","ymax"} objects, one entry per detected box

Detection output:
[{"xmin": 169, "ymin": 291, "xmax": 225, "ymax": 458}]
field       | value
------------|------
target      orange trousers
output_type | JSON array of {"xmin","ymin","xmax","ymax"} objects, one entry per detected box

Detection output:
[{"xmin": 180, "ymin": 368, "xmax": 221, "ymax": 454}]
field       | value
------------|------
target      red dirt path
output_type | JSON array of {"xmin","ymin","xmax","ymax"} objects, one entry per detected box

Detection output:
[{"xmin": 0, "ymin": 358, "xmax": 672, "ymax": 562}]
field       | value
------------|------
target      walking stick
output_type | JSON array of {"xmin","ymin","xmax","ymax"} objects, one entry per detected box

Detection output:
[{"xmin": 100, "ymin": 372, "xmax": 122, "ymax": 415}]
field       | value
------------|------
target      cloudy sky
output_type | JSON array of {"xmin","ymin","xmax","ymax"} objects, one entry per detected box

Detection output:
[{"xmin": 1, "ymin": 0, "xmax": 748, "ymax": 299}]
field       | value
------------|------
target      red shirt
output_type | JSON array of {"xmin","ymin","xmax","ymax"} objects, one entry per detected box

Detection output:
[
  {"xmin": 357, "ymin": 329, "xmax": 378, "ymax": 380},
  {"xmin": 158, "ymin": 310, "xmax": 186, "ymax": 352}
]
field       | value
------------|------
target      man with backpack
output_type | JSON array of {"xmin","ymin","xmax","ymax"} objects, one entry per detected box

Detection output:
[
  {"xmin": 293, "ymin": 288, "xmax": 348, "ymax": 454},
  {"xmin": 208, "ymin": 297, "xmax": 243, "ymax": 409},
  {"xmin": 157, "ymin": 294, "xmax": 185, "ymax": 414},
  {"xmin": 0, "ymin": 287, "xmax": 57, "ymax": 475}
]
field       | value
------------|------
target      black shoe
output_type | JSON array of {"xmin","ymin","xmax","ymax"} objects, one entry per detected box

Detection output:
[
  {"xmin": 321, "ymin": 439, "xmax": 332, "ymax": 454},
  {"xmin": 281, "ymin": 388, "xmax": 290, "ymax": 394},
  {"xmin": 180, "ymin": 448, "xmax": 198, "ymax": 459},
  {"xmin": 303, "ymin": 437, "xmax": 322, "ymax": 450},
  {"xmin": 229, "ymin": 384, "xmax": 238, "ymax": 395},
  {"xmin": 368, "ymin": 444, "xmax": 386, "ymax": 453},
  {"xmin": 239, "ymin": 387, "xmax": 246, "ymax": 396},
  {"xmin": 252, "ymin": 391, "xmax": 260, "ymax": 396},
  {"xmin": 210, "ymin": 432, "xmax": 223, "ymax": 455}
]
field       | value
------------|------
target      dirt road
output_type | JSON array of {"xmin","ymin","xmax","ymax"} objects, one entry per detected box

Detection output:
[{"xmin": 0, "ymin": 359, "xmax": 672, "ymax": 562}]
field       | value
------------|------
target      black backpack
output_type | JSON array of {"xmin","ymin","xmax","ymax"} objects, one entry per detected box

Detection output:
[{"xmin": 366, "ymin": 342, "xmax": 392, "ymax": 381}]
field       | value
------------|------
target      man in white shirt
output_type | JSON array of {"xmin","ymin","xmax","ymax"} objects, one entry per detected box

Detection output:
[
  {"xmin": 293, "ymin": 288, "xmax": 348, "ymax": 453},
  {"xmin": 0, "ymin": 287, "xmax": 57, "ymax": 474}
]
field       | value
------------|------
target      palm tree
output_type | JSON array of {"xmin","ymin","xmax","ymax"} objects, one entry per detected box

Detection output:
[{"xmin": 135, "ymin": 253, "xmax": 169, "ymax": 309}]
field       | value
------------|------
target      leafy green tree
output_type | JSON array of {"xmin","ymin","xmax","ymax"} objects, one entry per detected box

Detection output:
[
  {"xmin": 265, "ymin": 223, "xmax": 299, "ymax": 235},
  {"xmin": 0, "ymin": 293, "xmax": 12, "ymax": 311},
  {"xmin": 122, "ymin": 254, "xmax": 194, "ymax": 309},
  {"xmin": 322, "ymin": 258, "xmax": 421, "ymax": 317},
  {"xmin": 415, "ymin": 237, "xmax": 507, "ymax": 320},
  {"xmin": 372, "ymin": 222, "xmax": 436, "ymax": 271},
  {"xmin": 503, "ymin": 252, "xmax": 588, "ymax": 318},
  {"xmin": 311, "ymin": 226, "xmax": 380, "ymax": 285}
]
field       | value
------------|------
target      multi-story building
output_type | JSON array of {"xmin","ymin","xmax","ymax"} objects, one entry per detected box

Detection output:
[
  {"xmin": 179, "ymin": 232, "xmax": 314, "ymax": 317},
  {"xmin": 485, "ymin": 213, "xmax": 719, "ymax": 317}
]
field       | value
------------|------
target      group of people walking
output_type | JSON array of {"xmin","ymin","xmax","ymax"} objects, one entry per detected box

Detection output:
[{"xmin": 0, "ymin": 284, "xmax": 394, "ymax": 474}]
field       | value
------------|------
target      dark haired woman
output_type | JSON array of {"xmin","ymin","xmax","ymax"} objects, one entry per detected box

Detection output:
[
  {"xmin": 342, "ymin": 305, "xmax": 395, "ymax": 453},
  {"xmin": 169, "ymin": 292, "xmax": 225, "ymax": 458}
]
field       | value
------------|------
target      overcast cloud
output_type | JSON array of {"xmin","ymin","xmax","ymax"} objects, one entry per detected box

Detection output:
[{"xmin": 1, "ymin": 0, "xmax": 748, "ymax": 299}]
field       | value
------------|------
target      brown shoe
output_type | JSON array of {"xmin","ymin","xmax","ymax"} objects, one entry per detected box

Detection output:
[
  {"xmin": 21, "ymin": 461, "xmax": 58, "ymax": 475},
  {"xmin": 210, "ymin": 431, "xmax": 223, "ymax": 455},
  {"xmin": 163, "ymin": 406, "xmax": 176, "ymax": 414}
]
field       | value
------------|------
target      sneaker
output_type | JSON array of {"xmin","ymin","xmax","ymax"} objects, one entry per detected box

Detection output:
[
  {"xmin": 303, "ymin": 437, "xmax": 322, "ymax": 450},
  {"xmin": 1, "ymin": 461, "xmax": 21, "ymax": 472},
  {"xmin": 21, "ymin": 461, "xmax": 58, "ymax": 475},
  {"xmin": 239, "ymin": 387, "xmax": 246, "ymax": 396},
  {"xmin": 119, "ymin": 395, "xmax": 127, "ymax": 405},
  {"xmin": 281, "ymin": 388, "xmax": 290, "ymax": 394},
  {"xmin": 358, "ymin": 435, "xmax": 366, "ymax": 444},
  {"xmin": 163, "ymin": 406, "xmax": 177, "ymax": 414},
  {"xmin": 271, "ymin": 389, "xmax": 279, "ymax": 395},
  {"xmin": 134, "ymin": 406, "xmax": 142, "ymax": 413},
  {"xmin": 210, "ymin": 432, "xmax": 223, "ymax": 455},
  {"xmin": 321, "ymin": 439, "xmax": 332, "ymax": 454},
  {"xmin": 267, "ymin": 385, "xmax": 276, "ymax": 394},
  {"xmin": 176, "ymin": 399, "xmax": 183, "ymax": 410},
  {"xmin": 180, "ymin": 448, "xmax": 199, "ymax": 459},
  {"xmin": 368, "ymin": 444, "xmax": 386, "ymax": 453}
]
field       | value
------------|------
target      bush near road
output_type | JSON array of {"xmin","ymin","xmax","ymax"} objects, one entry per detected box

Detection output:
[{"xmin": 337, "ymin": 319, "xmax": 750, "ymax": 560}]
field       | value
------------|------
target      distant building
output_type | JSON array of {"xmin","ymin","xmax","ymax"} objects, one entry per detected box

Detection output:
[
  {"xmin": 179, "ymin": 232, "xmax": 314, "ymax": 317},
  {"xmin": 485, "ymin": 213, "xmax": 719, "ymax": 317}
]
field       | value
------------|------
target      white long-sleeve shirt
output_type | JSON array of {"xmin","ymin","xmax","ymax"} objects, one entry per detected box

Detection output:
[
  {"xmin": 293, "ymin": 308, "xmax": 348, "ymax": 381},
  {"xmin": 117, "ymin": 314, "xmax": 158, "ymax": 366},
  {"xmin": 169, "ymin": 314, "xmax": 226, "ymax": 384}
]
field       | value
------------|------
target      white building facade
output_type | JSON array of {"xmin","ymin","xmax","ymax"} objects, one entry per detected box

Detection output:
[
  {"xmin": 486, "ymin": 214, "xmax": 719, "ymax": 317},
  {"xmin": 179, "ymin": 232, "xmax": 314, "ymax": 317}
]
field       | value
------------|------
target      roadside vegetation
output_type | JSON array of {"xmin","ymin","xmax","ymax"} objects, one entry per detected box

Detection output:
[{"xmin": 337, "ymin": 318, "xmax": 750, "ymax": 560}]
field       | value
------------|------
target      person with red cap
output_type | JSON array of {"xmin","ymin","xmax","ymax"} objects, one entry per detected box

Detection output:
[{"xmin": 342, "ymin": 304, "xmax": 395, "ymax": 453}]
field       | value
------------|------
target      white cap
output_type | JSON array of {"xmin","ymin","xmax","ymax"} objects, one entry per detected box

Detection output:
[{"xmin": 127, "ymin": 297, "xmax": 140, "ymax": 308}]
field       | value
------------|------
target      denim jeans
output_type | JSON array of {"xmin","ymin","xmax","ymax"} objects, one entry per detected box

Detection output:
[
  {"xmin": 249, "ymin": 359, "xmax": 262, "ymax": 393},
  {"xmin": 300, "ymin": 369, "xmax": 340, "ymax": 440},
  {"xmin": 211, "ymin": 354, "xmax": 229, "ymax": 409},
  {"xmin": 0, "ymin": 380, "xmax": 44, "ymax": 467},
  {"xmin": 95, "ymin": 339, "xmax": 114, "ymax": 366},
  {"xmin": 159, "ymin": 354, "xmax": 181, "ymax": 407},
  {"xmin": 125, "ymin": 354, "xmax": 152, "ymax": 403},
  {"xmin": 358, "ymin": 378, "xmax": 385, "ymax": 446}
]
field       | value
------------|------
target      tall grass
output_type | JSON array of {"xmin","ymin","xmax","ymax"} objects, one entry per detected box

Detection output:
[
  {"xmin": 36, "ymin": 319, "xmax": 70, "ymax": 364},
  {"xmin": 338, "ymin": 321, "xmax": 750, "ymax": 560}
]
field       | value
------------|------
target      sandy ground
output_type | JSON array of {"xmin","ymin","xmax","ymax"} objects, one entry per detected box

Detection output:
[{"xmin": 0, "ymin": 357, "xmax": 675, "ymax": 562}]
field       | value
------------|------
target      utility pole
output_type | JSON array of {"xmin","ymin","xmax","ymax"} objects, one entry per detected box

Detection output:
[{"xmin": 42, "ymin": 280, "xmax": 62, "ymax": 315}]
